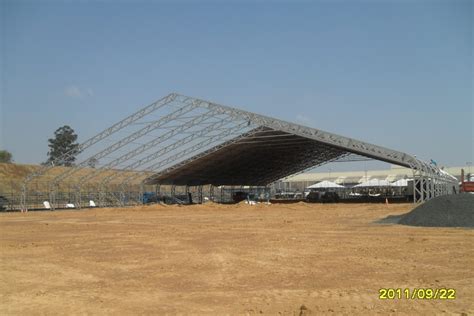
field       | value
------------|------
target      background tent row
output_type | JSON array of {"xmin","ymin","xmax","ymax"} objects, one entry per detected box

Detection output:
[{"xmin": 306, "ymin": 179, "xmax": 411, "ymax": 189}]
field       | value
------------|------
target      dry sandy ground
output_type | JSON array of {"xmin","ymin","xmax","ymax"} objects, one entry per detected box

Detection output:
[{"xmin": 0, "ymin": 202, "xmax": 473, "ymax": 315}]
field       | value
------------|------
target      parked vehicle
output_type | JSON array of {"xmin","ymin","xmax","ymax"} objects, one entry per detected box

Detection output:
[
  {"xmin": 461, "ymin": 169, "xmax": 474, "ymax": 193},
  {"xmin": 142, "ymin": 192, "xmax": 160, "ymax": 204}
]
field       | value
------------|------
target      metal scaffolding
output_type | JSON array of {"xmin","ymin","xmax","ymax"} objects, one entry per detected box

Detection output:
[{"xmin": 19, "ymin": 93, "xmax": 457, "ymax": 210}]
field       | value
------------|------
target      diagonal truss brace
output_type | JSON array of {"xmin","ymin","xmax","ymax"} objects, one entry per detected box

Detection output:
[
  {"xmin": 100, "ymin": 123, "xmax": 253, "ymax": 207},
  {"xmin": 50, "ymin": 98, "xmax": 200, "ymax": 186},
  {"xmin": 101, "ymin": 118, "xmax": 251, "ymax": 188},
  {"xmin": 72, "ymin": 108, "xmax": 220, "ymax": 187},
  {"xmin": 173, "ymin": 94, "xmax": 420, "ymax": 169},
  {"xmin": 24, "ymin": 94, "xmax": 177, "ymax": 184}
]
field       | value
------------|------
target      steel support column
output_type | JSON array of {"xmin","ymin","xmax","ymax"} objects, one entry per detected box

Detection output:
[{"xmin": 198, "ymin": 186, "xmax": 203, "ymax": 204}]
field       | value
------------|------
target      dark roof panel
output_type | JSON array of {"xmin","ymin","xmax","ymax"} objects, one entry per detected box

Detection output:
[{"xmin": 146, "ymin": 128, "xmax": 348, "ymax": 186}]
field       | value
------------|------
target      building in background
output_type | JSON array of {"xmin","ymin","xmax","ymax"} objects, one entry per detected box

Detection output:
[{"xmin": 275, "ymin": 165, "xmax": 467, "ymax": 193}]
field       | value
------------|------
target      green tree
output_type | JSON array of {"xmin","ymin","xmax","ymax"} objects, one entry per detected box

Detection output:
[
  {"xmin": 46, "ymin": 125, "xmax": 79, "ymax": 166},
  {"xmin": 0, "ymin": 150, "xmax": 13, "ymax": 163}
]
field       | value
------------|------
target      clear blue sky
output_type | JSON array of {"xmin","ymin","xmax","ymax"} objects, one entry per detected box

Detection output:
[{"xmin": 1, "ymin": 0, "xmax": 472, "ymax": 169}]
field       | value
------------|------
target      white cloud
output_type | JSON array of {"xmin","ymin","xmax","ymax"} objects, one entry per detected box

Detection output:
[
  {"xmin": 295, "ymin": 113, "xmax": 313, "ymax": 126},
  {"xmin": 64, "ymin": 85, "xmax": 94, "ymax": 98}
]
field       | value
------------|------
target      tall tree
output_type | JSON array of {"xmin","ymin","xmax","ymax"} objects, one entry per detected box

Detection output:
[
  {"xmin": 0, "ymin": 150, "xmax": 13, "ymax": 163},
  {"xmin": 46, "ymin": 125, "xmax": 79, "ymax": 166}
]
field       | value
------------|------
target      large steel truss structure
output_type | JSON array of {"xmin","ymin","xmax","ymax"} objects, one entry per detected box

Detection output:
[{"xmin": 20, "ymin": 93, "xmax": 457, "ymax": 210}]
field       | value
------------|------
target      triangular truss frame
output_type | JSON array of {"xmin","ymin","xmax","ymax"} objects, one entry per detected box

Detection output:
[{"xmin": 20, "ymin": 93, "xmax": 457, "ymax": 210}]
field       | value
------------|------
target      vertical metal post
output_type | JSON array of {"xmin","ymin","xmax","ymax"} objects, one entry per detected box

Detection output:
[
  {"xmin": 413, "ymin": 168, "xmax": 421, "ymax": 203},
  {"xmin": 171, "ymin": 185, "xmax": 176, "ymax": 199},
  {"xmin": 119, "ymin": 182, "xmax": 127, "ymax": 207},
  {"xmin": 157, "ymin": 184, "xmax": 161, "ymax": 203},
  {"xmin": 183, "ymin": 185, "xmax": 188, "ymax": 203},
  {"xmin": 139, "ymin": 182, "xmax": 145, "ymax": 205},
  {"xmin": 429, "ymin": 176, "xmax": 434, "ymax": 200},
  {"xmin": 420, "ymin": 176, "xmax": 425, "ymax": 203},
  {"xmin": 118, "ymin": 187, "xmax": 124, "ymax": 206},
  {"xmin": 198, "ymin": 185, "xmax": 203, "ymax": 204},
  {"xmin": 99, "ymin": 183, "xmax": 106, "ymax": 207},
  {"xmin": 75, "ymin": 186, "xmax": 82, "ymax": 210},
  {"xmin": 20, "ymin": 184, "xmax": 27, "ymax": 212},
  {"xmin": 48, "ymin": 185, "xmax": 54, "ymax": 210}
]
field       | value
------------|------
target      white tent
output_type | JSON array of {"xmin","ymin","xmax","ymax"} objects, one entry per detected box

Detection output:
[
  {"xmin": 358, "ymin": 176, "xmax": 371, "ymax": 183},
  {"xmin": 353, "ymin": 179, "xmax": 391, "ymax": 188},
  {"xmin": 391, "ymin": 179, "xmax": 411, "ymax": 187},
  {"xmin": 307, "ymin": 180, "xmax": 344, "ymax": 189}
]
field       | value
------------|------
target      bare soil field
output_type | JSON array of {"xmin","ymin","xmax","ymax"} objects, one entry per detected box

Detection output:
[{"xmin": 1, "ymin": 202, "xmax": 473, "ymax": 315}]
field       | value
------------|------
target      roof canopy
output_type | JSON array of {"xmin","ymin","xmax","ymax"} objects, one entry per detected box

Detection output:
[
  {"xmin": 307, "ymin": 180, "xmax": 345, "ymax": 189},
  {"xmin": 353, "ymin": 179, "xmax": 392, "ymax": 188},
  {"xmin": 147, "ymin": 128, "xmax": 346, "ymax": 186},
  {"xmin": 129, "ymin": 94, "xmax": 452, "ymax": 186},
  {"xmin": 391, "ymin": 178, "xmax": 411, "ymax": 187}
]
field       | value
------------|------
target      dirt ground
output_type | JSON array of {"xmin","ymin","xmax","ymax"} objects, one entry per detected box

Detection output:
[{"xmin": 1, "ymin": 202, "xmax": 473, "ymax": 315}]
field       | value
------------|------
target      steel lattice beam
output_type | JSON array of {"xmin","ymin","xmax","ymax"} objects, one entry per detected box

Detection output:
[
  {"xmin": 173, "ymin": 94, "xmax": 419, "ymax": 169},
  {"xmin": 118, "ymin": 123, "xmax": 255, "ymax": 187},
  {"xmin": 20, "ymin": 93, "xmax": 177, "ymax": 210},
  {"xmin": 97, "ymin": 116, "xmax": 248, "ymax": 187},
  {"xmin": 49, "ymin": 100, "xmax": 200, "ymax": 186},
  {"xmin": 23, "ymin": 94, "xmax": 177, "ymax": 185},
  {"xmin": 72, "ymin": 109, "xmax": 219, "ymax": 187}
]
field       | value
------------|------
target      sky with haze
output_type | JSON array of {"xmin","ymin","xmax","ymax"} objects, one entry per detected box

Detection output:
[{"xmin": 1, "ymin": 0, "xmax": 472, "ymax": 171}]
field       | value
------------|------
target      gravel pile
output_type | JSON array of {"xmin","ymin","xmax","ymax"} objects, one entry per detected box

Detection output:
[{"xmin": 398, "ymin": 194, "xmax": 474, "ymax": 227}]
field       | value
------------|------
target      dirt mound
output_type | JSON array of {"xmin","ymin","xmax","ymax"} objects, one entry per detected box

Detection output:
[{"xmin": 398, "ymin": 194, "xmax": 474, "ymax": 227}]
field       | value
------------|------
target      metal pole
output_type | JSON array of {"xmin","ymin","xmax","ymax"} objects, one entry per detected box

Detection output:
[
  {"xmin": 210, "ymin": 185, "xmax": 214, "ymax": 201},
  {"xmin": 198, "ymin": 185, "xmax": 203, "ymax": 204}
]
